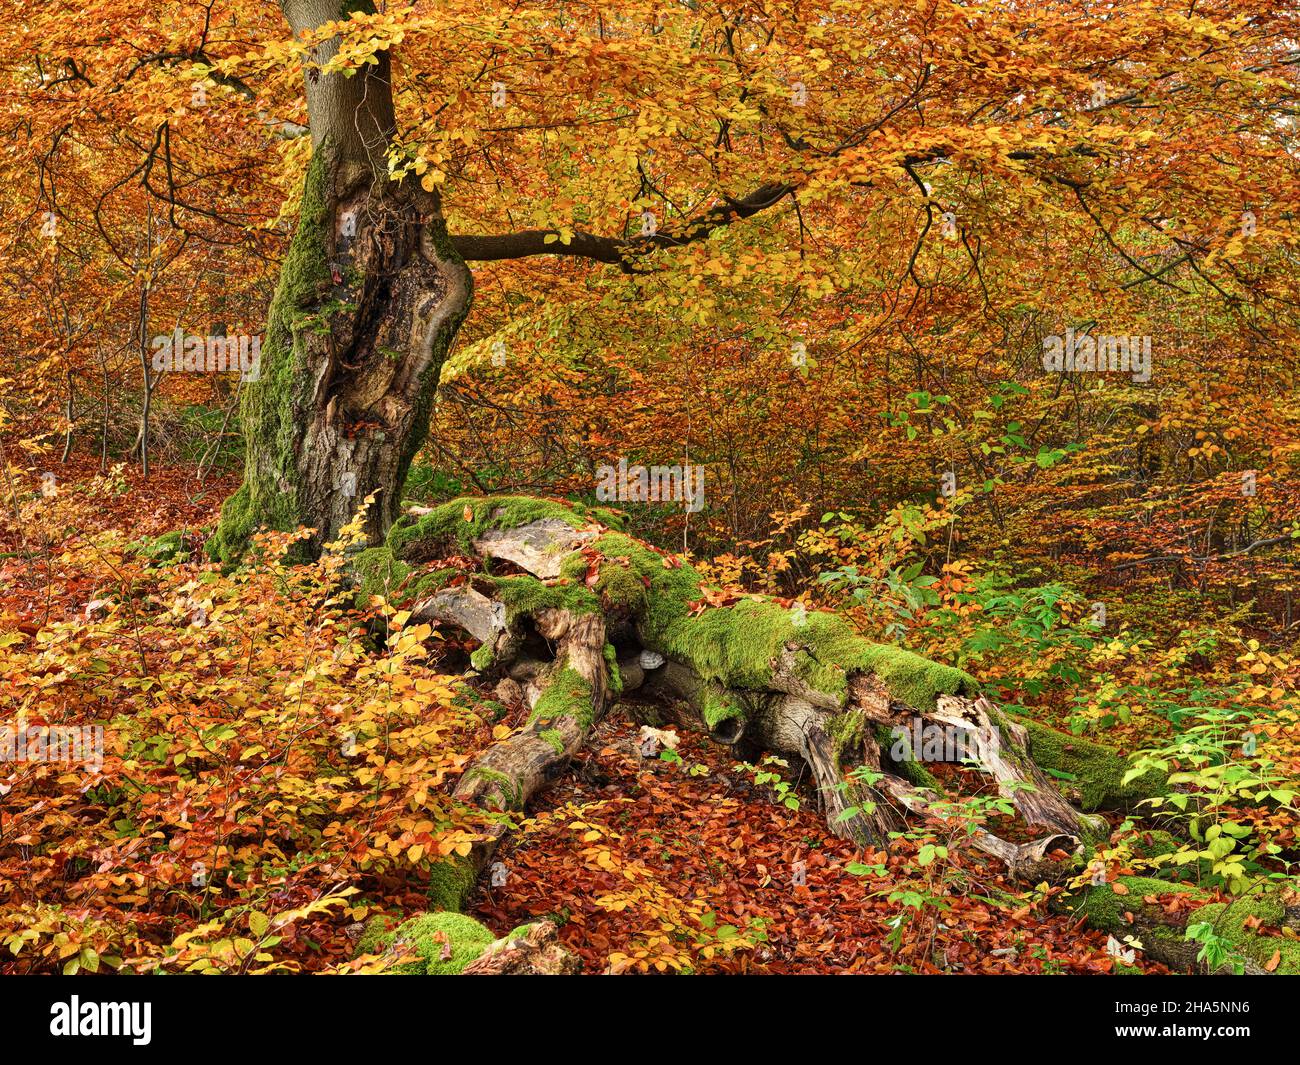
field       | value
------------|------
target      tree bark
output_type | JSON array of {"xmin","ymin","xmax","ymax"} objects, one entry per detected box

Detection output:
[{"xmin": 209, "ymin": 0, "xmax": 471, "ymax": 561}]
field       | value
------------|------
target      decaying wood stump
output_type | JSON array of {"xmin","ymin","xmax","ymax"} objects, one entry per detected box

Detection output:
[{"xmin": 352, "ymin": 496, "xmax": 1162, "ymax": 883}]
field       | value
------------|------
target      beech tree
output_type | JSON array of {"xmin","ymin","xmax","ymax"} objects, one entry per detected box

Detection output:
[
  {"xmin": 165, "ymin": 0, "xmax": 1284, "ymax": 887},
  {"xmin": 5, "ymin": 0, "xmax": 1297, "ymax": 972},
  {"xmin": 208, "ymin": 0, "xmax": 1297, "ymax": 559}
]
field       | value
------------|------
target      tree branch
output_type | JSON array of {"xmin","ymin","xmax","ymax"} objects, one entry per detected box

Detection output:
[{"xmin": 451, "ymin": 181, "xmax": 793, "ymax": 268}]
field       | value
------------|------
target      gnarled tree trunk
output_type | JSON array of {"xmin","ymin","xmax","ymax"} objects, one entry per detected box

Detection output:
[{"xmin": 209, "ymin": 0, "xmax": 471, "ymax": 562}]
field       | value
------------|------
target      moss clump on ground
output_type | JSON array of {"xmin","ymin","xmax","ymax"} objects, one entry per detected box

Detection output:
[
  {"xmin": 1073, "ymin": 877, "xmax": 1300, "ymax": 975},
  {"xmin": 1194, "ymin": 891, "xmax": 1300, "ymax": 975},
  {"xmin": 1073, "ymin": 875, "xmax": 1198, "ymax": 931},
  {"xmin": 358, "ymin": 911, "xmax": 496, "ymax": 974},
  {"xmin": 1017, "ymin": 718, "xmax": 1166, "ymax": 810},
  {"xmin": 354, "ymin": 913, "xmax": 398, "ymax": 957},
  {"xmin": 425, "ymin": 857, "xmax": 477, "ymax": 912}
]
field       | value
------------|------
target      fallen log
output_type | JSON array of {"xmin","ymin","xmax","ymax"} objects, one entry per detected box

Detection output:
[{"xmin": 353, "ymin": 495, "xmax": 1161, "ymax": 879}]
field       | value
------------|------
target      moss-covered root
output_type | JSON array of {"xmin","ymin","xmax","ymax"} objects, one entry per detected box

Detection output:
[
  {"xmin": 425, "ymin": 857, "xmax": 477, "ymax": 913},
  {"xmin": 1069, "ymin": 876, "xmax": 1300, "ymax": 975},
  {"xmin": 372, "ymin": 497, "xmax": 975, "ymax": 709},
  {"xmin": 1017, "ymin": 718, "xmax": 1167, "ymax": 810},
  {"xmin": 455, "ymin": 610, "xmax": 610, "ymax": 816},
  {"xmin": 372, "ymin": 494, "xmax": 1134, "ymax": 861}
]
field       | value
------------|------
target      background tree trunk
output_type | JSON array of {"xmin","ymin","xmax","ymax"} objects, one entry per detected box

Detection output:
[{"xmin": 209, "ymin": 0, "xmax": 472, "ymax": 562}]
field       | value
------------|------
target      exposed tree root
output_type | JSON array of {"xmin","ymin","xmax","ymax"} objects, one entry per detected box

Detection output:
[{"xmin": 353, "ymin": 496, "xmax": 1164, "ymax": 888}]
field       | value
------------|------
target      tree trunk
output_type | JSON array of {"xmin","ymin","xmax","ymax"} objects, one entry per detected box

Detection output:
[{"xmin": 208, "ymin": 0, "xmax": 471, "ymax": 562}]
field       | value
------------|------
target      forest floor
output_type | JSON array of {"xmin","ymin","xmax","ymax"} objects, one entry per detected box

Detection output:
[
  {"xmin": 469, "ymin": 704, "xmax": 1157, "ymax": 974},
  {"xmin": 6, "ymin": 457, "xmax": 1287, "ymax": 975}
]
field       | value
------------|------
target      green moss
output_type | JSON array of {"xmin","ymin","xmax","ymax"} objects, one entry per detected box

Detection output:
[
  {"xmin": 469, "ymin": 643, "xmax": 496, "ymax": 672},
  {"xmin": 522, "ymin": 529, "xmax": 978, "ymax": 714},
  {"xmin": 354, "ymin": 913, "xmax": 398, "ymax": 957},
  {"xmin": 347, "ymin": 543, "xmax": 462, "ymax": 609},
  {"xmin": 369, "ymin": 911, "xmax": 496, "ymax": 975},
  {"xmin": 539, "ymin": 728, "xmax": 565, "ymax": 755},
  {"xmin": 1129, "ymin": 829, "xmax": 1180, "ymax": 859},
  {"xmin": 586, "ymin": 507, "xmax": 629, "ymax": 530},
  {"xmin": 1073, "ymin": 876, "xmax": 1198, "ymax": 930},
  {"xmin": 826, "ymin": 710, "xmax": 866, "ymax": 754},
  {"xmin": 350, "ymin": 544, "xmax": 408, "ymax": 598},
  {"xmin": 845, "ymin": 641, "xmax": 978, "ymax": 712},
  {"xmin": 594, "ymin": 561, "xmax": 648, "ymax": 612},
  {"xmin": 210, "ymin": 154, "xmax": 473, "ymax": 564},
  {"xmin": 1195, "ymin": 891, "xmax": 1300, "ymax": 975},
  {"xmin": 1075, "ymin": 878, "xmax": 1300, "ymax": 974},
  {"xmin": 603, "ymin": 642, "xmax": 623, "ymax": 699},
  {"xmin": 1017, "ymin": 718, "xmax": 1166, "ymax": 810},
  {"xmin": 527, "ymin": 666, "xmax": 595, "ymax": 730},
  {"xmin": 488, "ymin": 572, "xmax": 601, "ymax": 621},
  {"xmin": 425, "ymin": 857, "xmax": 477, "ymax": 912},
  {"xmin": 386, "ymin": 496, "xmax": 589, "ymax": 559},
  {"xmin": 462, "ymin": 767, "xmax": 524, "ymax": 811},
  {"xmin": 877, "ymin": 723, "xmax": 941, "ymax": 789},
  {"xmin": 702, "ymin": 688, "xmax": 745, "ymax": 731}
]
